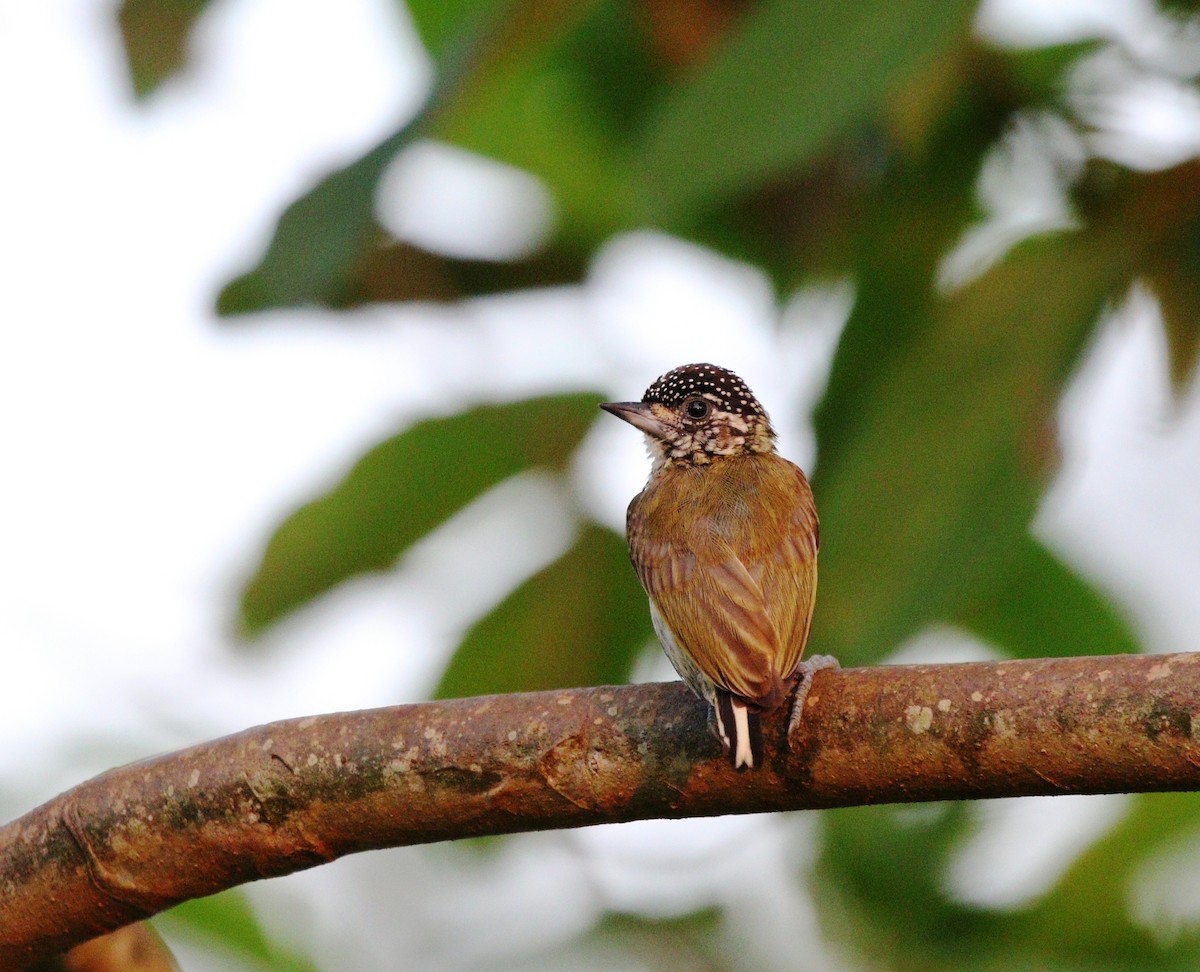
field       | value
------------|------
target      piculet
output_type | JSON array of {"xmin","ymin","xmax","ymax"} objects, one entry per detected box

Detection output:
[{"xmin": 601, "ymin": 363, "xmax": 831, "ymax": 771}]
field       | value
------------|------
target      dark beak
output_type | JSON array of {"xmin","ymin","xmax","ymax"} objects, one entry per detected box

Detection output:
[{"xmin": 599, "ymin": 401, "xmax": 671, "ymax": 439}]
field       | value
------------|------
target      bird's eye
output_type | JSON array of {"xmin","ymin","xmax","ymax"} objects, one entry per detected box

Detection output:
[{"xmin": 685, "ymin": 398, "xmax": 709, "ymax": 419}]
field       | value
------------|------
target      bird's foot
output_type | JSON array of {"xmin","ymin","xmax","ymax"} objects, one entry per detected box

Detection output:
[
  {"xmin": 705, "ymin": 703, "xmax": 730, "ymax": 755},
  {"xmin": 787, "ymin": 655, "xmax": 839, "ymax": 746}
]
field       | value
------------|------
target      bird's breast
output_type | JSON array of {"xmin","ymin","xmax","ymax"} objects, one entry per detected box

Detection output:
[{"xmin": 634, "ymin": 454, "xmax": 805, "ymax": 537}]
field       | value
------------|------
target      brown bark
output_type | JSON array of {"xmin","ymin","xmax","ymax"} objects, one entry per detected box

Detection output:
[{"xmin": 4, "ymin": 652, "xmax": 1200, "ymax": 969}]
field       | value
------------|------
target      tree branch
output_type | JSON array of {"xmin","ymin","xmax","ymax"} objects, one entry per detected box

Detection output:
[{"xmin": 4, "ymin": 652, "xmax": 1200, "ymax": 968}]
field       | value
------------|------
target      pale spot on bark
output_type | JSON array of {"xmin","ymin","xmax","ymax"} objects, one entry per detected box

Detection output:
[
  {"xmin": 1148, "ymin": 664, "xmax": 1172, "ymax": 681},
  {"xmin": 992, "ymin": 710, "xmax": 1015, "ymax": 738},
  {"xmin": 905, "ymin": 705, "xmax": 933, "ymax": 734}
]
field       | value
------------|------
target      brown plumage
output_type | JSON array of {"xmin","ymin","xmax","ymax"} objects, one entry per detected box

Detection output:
[{"xmin": 601, "ymin": 363, "xmax": 820, "ymax": 770}]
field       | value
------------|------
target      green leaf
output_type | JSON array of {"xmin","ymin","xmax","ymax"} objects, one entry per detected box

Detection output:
[
  {"xmin": 1154, "ymin": 269, "xmax": 1200, "ymax": 396},
  {"xmin": 1004, "ymin": 42, "xmax": 1106, "ymax": 102},
  {"xmin": 805, "ymin": 81, "xmax": 1025, "ymax": 665},
  {"xmin": 638, "ymin": 0, "xmax": 978, "ymax": 218},
  {"xmin": 817, "ymin": 804, "xmax": 997, "ymax": 967},
  {"xmin": 587, "ymin": 908, "xmax": 723, "ymax": 968},
  {"xmin": 433, "ymin": 57, "xmax": 639, "ymax": 251},
  {"xmin": 117, "ymin": 0, "xmax": 213, "ymax": 98},
  {"xmin": 811, "ymin": 72, "xmax": 1014, "ymax": 462},
  {"xmin": 815, "ymin": 798, "xmax": 1200, "ymax": 972},
  {"xmin": 159, "ymin": 889, "xmax": 318, "ymax": 971},
  {"xmin": 435, "ymin": 523, "xmax": 652, "ymax": 697},
  {"xmin": 159, "ymin": 891, "xmax": 272, "ymax": 960},
  {"xmin": 217, "ymin": 129, "xmax": 415, "ymax": 315},
  {"xmin": 213, "ymin": 0, "xmax": 509, "ymax": 315},
  {"xmin": 814, "ymin": 226, "xmax": 1133, "ymax": 666},
  {"xmin": 404, "ymin": 0, "xmax": 508, "ymax": 63},
  {"xmin": 353, "ymin": 239, "xmax": 591, "ymax": 303},
  {"xmin": 953, "ymin": 534, "xmax": 1140, "ymax": 660},
  {"xmin": 1014, "ymin": 792, "xmax": 1200, "ymax": 965},
  {"xmin": 223, "ymin": 228, "xmax": 591, "ymax": 312},
  {"xmin": 811, "ymin": 161, "xmax": 1200, "ymax": 666},
  {"xmin": 217, "ymin": 0, "xmax": 615, "ymax": 315},
  {"xmin": 239, "ymin": 393, "xmax": 602, "ymax": 635},
  {"xmin": 430, "ymin": 1, "xmax": 647, "ymax": 250},
  {"xmin": 1148, "ymin": 222, "xmax": 1200, "ymax": 395}
]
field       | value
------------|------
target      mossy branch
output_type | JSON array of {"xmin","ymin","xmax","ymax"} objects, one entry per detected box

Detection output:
[{"xmin": 4, "ymin": 652, "xmax": 1200, "ymax": 969}]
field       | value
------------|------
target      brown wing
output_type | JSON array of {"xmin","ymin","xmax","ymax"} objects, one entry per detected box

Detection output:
[
  {"xmin": 629, "ymin": 456, "xmax": 818, "ymax": 710},
  {"xmin": 751, "ymin": 459, "xmax": 818, "ymax": 684}
]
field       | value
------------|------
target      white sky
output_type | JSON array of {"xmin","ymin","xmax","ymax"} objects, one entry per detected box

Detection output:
[{"xmin": 4, "ymin": 0, "xmax": 1200, "ymax": 967}]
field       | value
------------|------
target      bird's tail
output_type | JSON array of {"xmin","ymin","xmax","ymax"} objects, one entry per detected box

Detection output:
[{"xmin": 716, "ymin": 691, "xmax": 763, "ymax": 771}]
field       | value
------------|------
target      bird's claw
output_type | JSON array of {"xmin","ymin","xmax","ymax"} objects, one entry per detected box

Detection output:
[{"xmin": 787, "ymin": 654, "xmax": 839, "ymax": 745}]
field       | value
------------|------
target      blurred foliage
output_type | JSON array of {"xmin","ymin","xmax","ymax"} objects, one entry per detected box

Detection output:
[
  {"xmin": 118, "ymin": 0, "xmax": 1200, "ymax": 969},
  {"xmin": 117, "ymin": 0, "xmax": 212, "ymax": 98},
  {"xmin": 815, "ymin": 795, "xmax": 1200, "ymax": 971},
  {"xmin": 241, "ymin": 394, "xmax": 600, "ymax": 633},
  {"xmin": 436, "ymin": 523, "xmax": 653, "ymax": 697},
  {"xmin": 589, "ymin": 907, "xmax": 724, "ymax": 969},
  {"xmin": 639, "ymin": 0, "xmax": 978, "ymax": 217},
  {"xmin": 156, "ymin": 891, "xmax": 318, "ymax": 971}
]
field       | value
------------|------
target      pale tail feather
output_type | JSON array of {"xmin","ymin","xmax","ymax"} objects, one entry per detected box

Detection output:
[
  {"xmin": 717, "ymin": 692, "xmax": 760, "ymax": 771},
  {"xmin": 732, "ymin": 700, "xmax": 756, "ymax": 770}
]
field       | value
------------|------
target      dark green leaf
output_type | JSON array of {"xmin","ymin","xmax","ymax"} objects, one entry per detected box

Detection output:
[
  {"xmin": 1148, "ymin": 218, "xmax": 1200, "ymax": 395},
  {"xmin": 217, "ymin": 0, "xmax": 613, "ymax": 315},
  {"xmin": 811, "ymin": 161, "xmax": 1200, "ymax": 666},
  {"xmin": 217, "ymin": 129, "xmax": 414, "ymax": 315},
  {"xmin": 954, "ymin": 534, "xmax": 1140, "ymax": 659},
  {"xmin": 817, "ymin": 804, "xmax": 997, "ymax": 967},
  {"xmin": 228, "ymin": 235, "xmax": 590, "ymax": 311},
  {"xmin": 239, "ymin": 393, "xmax": 602, "ymax": 635},
  {"xmin": 1156, "ymin": 0, "xmax": 1200, "ymax": 17},
  {"xmin": 638, "ymin": 0, "xmax": 978, "ymax": 218},
  {"xmin": 811, "ymin": 72, "xmax": 1014, "ymax": 461},
  {"xmin": 117, "ymin": 0, "xmax": 212, "ymax": 98},
  {"xmin": 805, "ymin": 81, "xmax": 1025, "ymax": 664},
  {"xmin": 1002, "ymin": 42, "xmax": 1106, "ymax": 101},
  {"xmin": 404, "ymin": 0, "xmax": 507, "ymax": 63},
  {"xmin": 814, "ymin": 226, "xmax": 1133, "ymax": 665},
  {"xmin": 1013, "ymin": 792, "xmax": 1200, "ymax": 965},
  {"xmin": 815, "ymin": 797, "xmax": 1200, "ymax": 972},
  {"xmin": 428, "ymin": 0, "xmax": 640, "ymax": 251},
  {"xmin": 436, "ymin": 523, "xmax": 652, "ymax": 697}
]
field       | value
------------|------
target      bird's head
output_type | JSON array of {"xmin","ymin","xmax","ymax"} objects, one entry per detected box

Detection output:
[{"xmin": 601, "ymin": 363, "xmax": 777, "ymax": 467}]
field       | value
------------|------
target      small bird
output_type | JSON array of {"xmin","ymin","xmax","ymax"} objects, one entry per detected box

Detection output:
[{"xmin": 601, "ymin": 363, "xmax": 828, "ymax": 771}]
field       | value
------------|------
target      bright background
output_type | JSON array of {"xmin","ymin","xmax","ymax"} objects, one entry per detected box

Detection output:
[{"xmin": 4, "ymin": 0, "xmax": 1200, "ymax": 969}]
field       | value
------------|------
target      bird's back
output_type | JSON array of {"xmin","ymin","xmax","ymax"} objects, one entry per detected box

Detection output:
[{"xmin": 628, "ymin": 451, "xmax": 819, "ymax": 711}]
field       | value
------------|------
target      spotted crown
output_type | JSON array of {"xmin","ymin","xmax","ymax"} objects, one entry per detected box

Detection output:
[{"xmin": 643, "ymin": 363, "xmax": 767, "ymax": 419}]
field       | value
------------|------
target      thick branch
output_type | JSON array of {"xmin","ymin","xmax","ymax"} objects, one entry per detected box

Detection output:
[{"xmin": 5, "ymin": 652, "xmax": 1200, "ymax": 968}]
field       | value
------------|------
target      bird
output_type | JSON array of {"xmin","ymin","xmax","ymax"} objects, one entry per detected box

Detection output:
[{"xmin": 600, "ymin": 363, "xmax": 830, "ymax": 771}]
